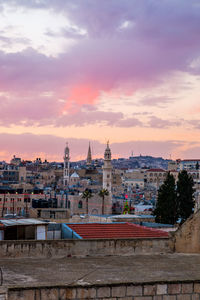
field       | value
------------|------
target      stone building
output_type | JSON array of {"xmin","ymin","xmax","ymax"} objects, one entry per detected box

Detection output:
[{"xmin": 146, "ymin": 168, "xmax": 167, "ymax": 189}]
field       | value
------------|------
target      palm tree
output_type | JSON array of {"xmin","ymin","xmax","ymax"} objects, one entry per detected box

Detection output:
[
  {"xmin": 82, "ymin": 188, "xmax": 92, "ymax": 214},
  {"xmin": 99, "ymin": 189, "xmax": 109, "ymax": 215}
]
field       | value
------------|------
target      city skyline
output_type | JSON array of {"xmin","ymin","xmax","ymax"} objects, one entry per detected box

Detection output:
[{"xmin": 0, "ymin": 1, "xmax": 200, "ymax": 161}]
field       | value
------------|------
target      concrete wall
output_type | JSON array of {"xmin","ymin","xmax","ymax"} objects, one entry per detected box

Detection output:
[
  {"xmin": 7, "ymin": 281, "xmax": 200, "ymax": 300},
  {"xmin": 0, "ymin": 237, "xmax": 170, "ymax": 258},
  {"xmin": 173, "ymin": 209, "xmax": 200, "ymax": 253}
]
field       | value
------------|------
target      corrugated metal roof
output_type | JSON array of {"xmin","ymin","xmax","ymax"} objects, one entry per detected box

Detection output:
[{"xmin": 0, "ymin": 218, "xmax": 48, "ymax": 227}]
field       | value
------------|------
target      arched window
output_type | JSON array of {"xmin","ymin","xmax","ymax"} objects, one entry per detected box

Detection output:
[{"xmin": 78, "ymin": 201, "xmax": 82, "ymax": 209}]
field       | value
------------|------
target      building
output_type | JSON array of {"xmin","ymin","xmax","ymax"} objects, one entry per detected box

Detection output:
[
  {"xmin": 0, "ymin": 218, "xmax": 48, "ymax": 240},
  {"xmin": 178, "ymin": 159, "xmax": 200, "ymax": 171},
  {"xmin": 146, "ymin": 168, "xmax": 167, "ymax": 189}
]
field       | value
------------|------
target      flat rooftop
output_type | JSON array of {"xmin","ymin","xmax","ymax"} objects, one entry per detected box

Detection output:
[{"xmin": 2, "ymin": 254, "xmax": 200, "ymax": 289}]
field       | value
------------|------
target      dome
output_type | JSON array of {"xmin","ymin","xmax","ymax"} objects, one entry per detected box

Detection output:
[{"xmin": 71, "ymin": 172, "xmax": 79, "ymax": 178}]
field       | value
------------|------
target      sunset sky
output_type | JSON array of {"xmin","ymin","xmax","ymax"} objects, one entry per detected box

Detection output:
[{"xmin": 0, "ymin": 0, "xmax": 200, "ymax": 161}]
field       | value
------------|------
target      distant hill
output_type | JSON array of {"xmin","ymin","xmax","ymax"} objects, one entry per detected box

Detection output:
[{"xmin": 71, "ymin": 155, "xmax": 169, "ymax": 170}]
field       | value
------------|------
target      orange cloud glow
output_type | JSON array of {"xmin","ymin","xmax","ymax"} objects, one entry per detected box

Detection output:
[{"xmin": 68, "ymin": 84, "xmax": 99, "ymax": 105}]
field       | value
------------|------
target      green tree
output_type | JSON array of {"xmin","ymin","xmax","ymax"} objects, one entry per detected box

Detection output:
[
  {"xmin": 82, "ymin": 188, "xmax": 92, "ymax": 214},
  {"xmin": 98, "ymin": 188, "xmax": 109, "ymax": 215},
  {"xmin": 176, "ymin": 170, "xmax": 194, "ymax": 223},
  {"xmin": 123, "ymin": 200, "xmax": 130, "ymax": 214},
  {"xmin": 153, "ymin": 173, "xmax": 178, "ymax": 224},
  {"xmin": 196, "ymin": 161, "xmax": 199, "ymax": 170}
]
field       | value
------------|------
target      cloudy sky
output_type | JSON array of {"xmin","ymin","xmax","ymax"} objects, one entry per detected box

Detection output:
[{"xmin": 0, "ymin": 0, "xmax": 200, "ymax": 161}]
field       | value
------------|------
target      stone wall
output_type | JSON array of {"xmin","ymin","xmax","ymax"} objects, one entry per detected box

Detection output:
[
  {"xmin": 173, "ymin": 209, "xmax": 200, "ymax": 253},
  {"xmin": 0, "ymin": 288, "xmax": 7, "ymax": 300},
  {"xmin": 7, "ymin": 281, "xmax": 200, "ymax": 300},
  {"xmin": 0, "ymin": 237, "xmax": 170, "ymax": 258}
]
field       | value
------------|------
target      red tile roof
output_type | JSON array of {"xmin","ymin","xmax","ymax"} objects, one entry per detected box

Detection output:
[
  {"xmin": 66, "ymin": 223, "xmax": 169, "ymax": 239},
  {"xmin": 181, "ymin": 159, "xmax": 200, "ymax": 162}
]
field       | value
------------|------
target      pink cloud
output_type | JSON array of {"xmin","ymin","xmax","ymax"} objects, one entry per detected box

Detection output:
[
  {"xmin": 148, "ymin": 116, "xmax": 181, "ymax": 129},
  {"xmin": 0, "ymin": 132, "xmax": 188, "ymax": 162},
  {"xmin": 181, "ymin": 146, "xmax": 200, "ymax": 159},
  {"xmin": 0, "ymin": 1, "xmax": 199, "ymax": 127},
  {"xmin": 140, "ymin": 97, "xmax": 175, "ymax": 107}
]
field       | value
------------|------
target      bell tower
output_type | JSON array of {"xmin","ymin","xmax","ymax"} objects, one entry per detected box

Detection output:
[
  {"xmin": 63, "ymin": 142, "xmax": 70, "ymax": 187},
  {"xmin": 86, "ymin": 142, "xmax": 92, "ymax": 166}
]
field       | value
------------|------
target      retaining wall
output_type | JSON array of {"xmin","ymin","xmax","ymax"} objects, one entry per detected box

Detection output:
[
  {"xmin": 0, "ymin": 237, "xmax": 171, "ymax": 258},
  {"xmin": 7, "ymin": 281, "xmax": 200, "ymax": 300}
]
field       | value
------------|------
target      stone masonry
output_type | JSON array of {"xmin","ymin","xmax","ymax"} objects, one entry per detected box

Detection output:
[
  {"xmin": 7, "ymin": 282, "xmax": 200, "ymax": 300},
  {"xmin": 173, "ymin": 209, "xmax": 200, "ymax": 253}
]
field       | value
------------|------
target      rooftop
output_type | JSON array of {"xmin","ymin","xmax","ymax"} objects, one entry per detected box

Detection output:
[
  {"xmin": 1, "ymin": 254, "xmax": 200, "ymax": 288},
  {"xmin": 0, "ymin": 218, "xmax": 48, "ymax": 227},
  {"xmin": 147, "ymin": 168, "xmax": 166, "ymax": 172},
  {"xmin": 66, "ymin": 222, "xmax": 168, "ymax": 239}
]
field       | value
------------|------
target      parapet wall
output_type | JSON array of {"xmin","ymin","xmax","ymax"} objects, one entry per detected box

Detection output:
[
  {"xmin": 7, "ymin": 281, "xmax": 200, "ymax": 300},
  {"xmin": 0, "ymin": 237, "xmax": 170, "ymax": 258},
  {"xmin": 173, "ymin": 209, "xmax": 200, "ymax": 253}
]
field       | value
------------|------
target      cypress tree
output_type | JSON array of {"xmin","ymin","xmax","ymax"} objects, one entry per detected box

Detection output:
[
  {"xmin": 176, "ymin": 170, "xmax": 194, "ymax": 223},
  {"xmin": 153, "ymin": 173, "xmax": 178, "ymax": 224}
]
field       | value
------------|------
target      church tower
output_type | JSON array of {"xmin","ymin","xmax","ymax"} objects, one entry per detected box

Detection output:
[
  {"xmin": 63, "ymin": 142, "xmax": 70, "ymax": 187},
  {"xmin": 102, "ymin": 141, "xmax": 112, "ymax": 194},
  {"xmin": 86, "ymin": 142, "xmax": 92, "ymax": 166}
]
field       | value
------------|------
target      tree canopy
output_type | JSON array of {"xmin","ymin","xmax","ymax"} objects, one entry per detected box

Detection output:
[
  {"xmin": 176, "ymin": 170, "xmax": 194, "ymax": 223},
  {"xmin": 82, "ymin": 188, "xmax": 92, "ymax": 214},
  {"xmin": 99, "ymin": 188, "xmax": 109, "ymax": 215},
  {"xmin": 153, "ymin": 172, "xmax": 178, "ymax": 224},
  {"xmin": 154, "ymin": 170, "xmax": 195, "ymax": 225}
]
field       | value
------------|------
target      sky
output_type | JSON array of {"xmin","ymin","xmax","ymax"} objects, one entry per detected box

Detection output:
[{"xmin": 0, "ymin": 0, "xmax": 200, "ymax": 162}]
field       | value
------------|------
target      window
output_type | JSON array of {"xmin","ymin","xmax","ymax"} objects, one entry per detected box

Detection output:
[
  {"xmin": 107, "ymin": 174, "xmax": 110, "ymax": 178},
  {"xmin": 68, "ymin": 201, "xmax": 70, "ymax": 208},
  {"xmin": 78, "ymin": 201, "xmax": 83, "ymax": 209}
]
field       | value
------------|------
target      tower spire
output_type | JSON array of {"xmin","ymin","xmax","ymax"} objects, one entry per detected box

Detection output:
[
  {"xmin": 63, "ymin": 142, "xmax": 70, "ymax": 187},
  {"xmin": 86, "ymin": 142, "xmax": 92, "ymax": 165}
]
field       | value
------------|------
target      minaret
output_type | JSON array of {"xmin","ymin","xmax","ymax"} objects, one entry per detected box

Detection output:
[
  {"xmin": 86, "ymin": 142, "xmax": 92, "ymax": 166},
  {"xmin": 102, "ymin": 141, "xmax": 112, "ymax": 194},
  {"xmin": 63, "ymin": 142, "xmax": 70, "ymax": 187},
  {"xmin": 102, "ymin": 141, "xmax": 112, "ymax": 214}
]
